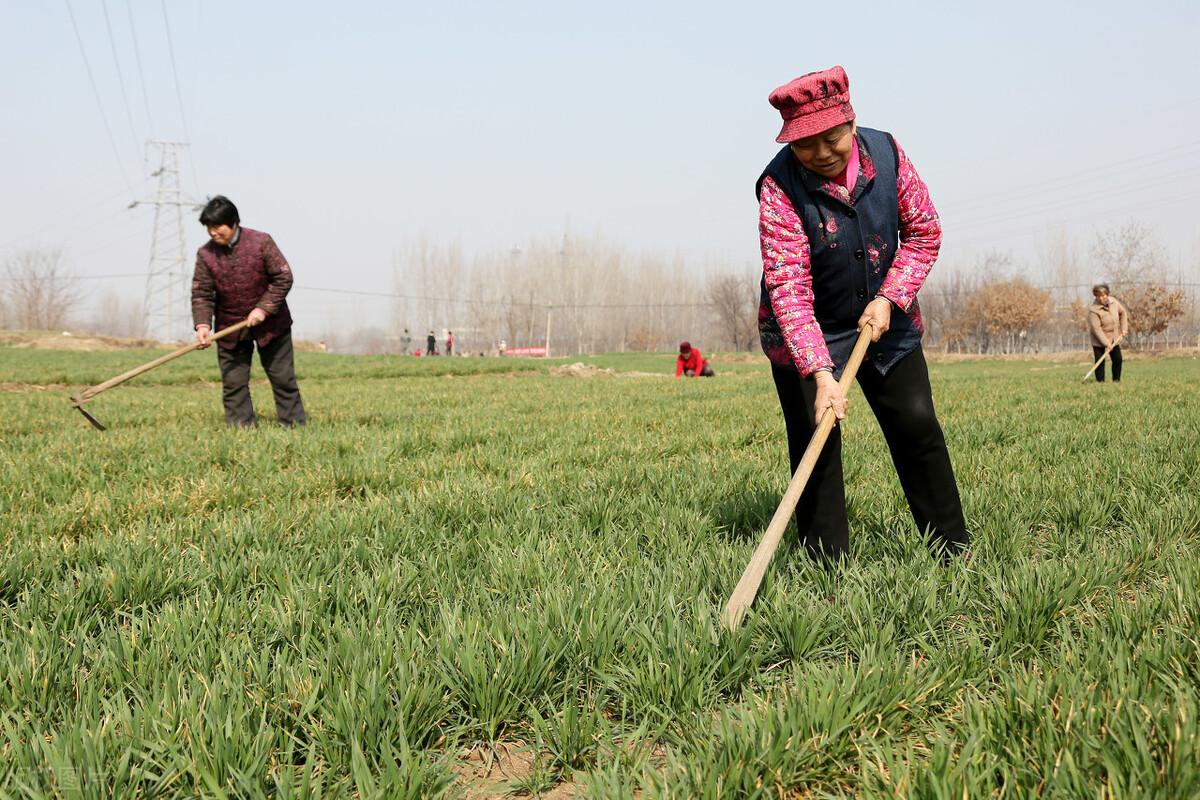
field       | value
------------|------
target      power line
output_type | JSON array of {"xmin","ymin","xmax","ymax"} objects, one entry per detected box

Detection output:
[
  {"xmin": 0, "ymin": 273, "xmax": 149, "ymax": 283},
  {"xmin": 100, "ymin": 0, "xmax": 140, "ymax": 158},
  {"xmin": 948, "ymin": 137, "xmax": 1200, "ymax": 215},
  {"xmin": 63, "ymin": 0, "xmax": 134, "ymax": 196},
  {"xmin": 125, "ymin": 0, "xmax": 155, "ymax": 138},
  {"xmin": 918, "ymin": 281, "xmax": 1200, "ymax": 299},
  {"xmin": 289, "ymin": 284, "xmax": 717, "ymax": 309},
  {"xmin": 948, "ymin": 166, "xmax": 1200, "ymax": 234},
  {"xmin": 160, "ymin": 0, "xmax": 200, "ymax": 192},
  {"xmin": 0, "ymin": 177, "xmax": 146, "ymax": 253},
  {"xmin": 947, "ymin": 185, "xmax": 1200, "ymax": 248},
  {"xmin": 7, "ymin": 275, "xmax": 1197, "ymax": 310}
]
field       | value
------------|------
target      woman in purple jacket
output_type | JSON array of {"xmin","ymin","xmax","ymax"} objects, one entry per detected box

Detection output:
[
  {"xmin": 192, "ymin": 196, "xmax": 306, "ymax": 427},
  {"xmin": 757, "ymin": 66, "xmax": 968, "ymax": 562}
]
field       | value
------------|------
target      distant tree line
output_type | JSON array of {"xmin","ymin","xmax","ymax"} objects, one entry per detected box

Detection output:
[
  {"xmin": 0, "ymin": 248, "xmax": 142, "ymax": 336},
  {"xmin": 386, "ymin": 223, "xmax": 1194, "ymax": 357},
  {"xmin": 920, "ymin": 224, "xmax": 1194, "ymax": 354},
  {"xmin": 3, "ymin": 221, "xmax": 1197, "ymax": 355}
]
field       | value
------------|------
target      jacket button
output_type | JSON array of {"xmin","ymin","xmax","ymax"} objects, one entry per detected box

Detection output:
[
  {"xmin": 846, "ymin": 209, "xmax": 857, "ymax": 218},
  {"xmin": 856, "ymin": 290, "xmax": 867, "ymax": 299},
  {"xmin": 854, "ymin": 249, "xmax": 865, "ymax": 260}
]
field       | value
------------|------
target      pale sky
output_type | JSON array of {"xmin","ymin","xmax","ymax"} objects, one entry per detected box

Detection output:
[{"xmin": 3, "ymin": 1, "xmax": 1198, "ymax": 339}]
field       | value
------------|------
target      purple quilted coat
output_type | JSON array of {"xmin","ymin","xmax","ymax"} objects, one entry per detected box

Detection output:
[{"xmin": 191, "ymin": 227, "xmax": 294, "ymax": 349}]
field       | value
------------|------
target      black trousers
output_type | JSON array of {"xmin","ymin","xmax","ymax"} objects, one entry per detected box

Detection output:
[
  {"xmin": 771, "ymin": 347, "xmax": 968, "ymax": 561},
  {"xmin": 1092, "ymin": 345, "xmax": 1122, "ymax": 382},
  {"xmin": 216, "ymin": 332, "xmax": 307, "ymax": 427}
]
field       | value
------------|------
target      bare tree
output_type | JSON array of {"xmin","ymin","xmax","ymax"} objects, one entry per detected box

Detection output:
[
  {"xmin": 2, "ymin": 248, "xmax": 83, "ymax": 330},
  {"xmin": 923, "ymin": 251, "xmax": 1009, "ymax": 352},
  {"xmin": 1121, "ymin": 283, "xmax": 1189, "ymax": 347},
  {"xmin": 1033, "ymin": 227, "xmax": 1085, "ymax": 350},
  {"xmin": 942, "ymin": 274, "xmax": 1051, "ymax": 354},
  {"xmin": 90, "ymin": 289, "xmax": 144, "ymax": 337},
  {"xmin": 1036, "ymin": 226, "xmax": 1082, "ymax": 290},
  {"xmin": 1091, "ymin": 222, "xmax": 1165, "ymax": 284},
  {"xmin": 706, "ymin": 271, "xmax": 757, "ymax": 351}
]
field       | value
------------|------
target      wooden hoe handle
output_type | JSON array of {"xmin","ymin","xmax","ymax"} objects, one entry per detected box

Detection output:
[
  {"xmin": 1080, "ymin": 334, "xmax": 1123, "ymax": 383},
  {"xmin": 73, "ymin": 318, "xmax": 253, "ymax": 405},
  {"xmin": 723, "ymin": 323, "xmax": 875, "ymax": 631}
]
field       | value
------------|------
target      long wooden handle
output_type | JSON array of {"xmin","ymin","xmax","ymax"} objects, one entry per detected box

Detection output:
[
  {"xmin": 1080, "ymin": 334, "xmax": 1123, "ymax": 383},
  {"xmin": 75, "ymin": 319, "xmax": 253, "ymax": 403},
  {"xmin": 723, "ymin": 324, "xmax": 875, "ymax": 631}
]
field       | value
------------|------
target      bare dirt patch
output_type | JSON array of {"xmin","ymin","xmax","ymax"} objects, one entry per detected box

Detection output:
[
  {"xmin": 709, "ymin": 351, "xmax": 769, "ymax": 364},
  {"xmin": 453, "ymin": 741, "xmax": 577, "ymax": 799},
  {"xmin": 0, "ymin": 330, "xmax": 328, "ymax": 353},
  {"xmin": 0, "ymin": 382, "xmax": 67, "ymax": 393},
  {"xmin": 0, "ymin": 331, "xmax": 163, "ymax": 351},
  {"xmin": 551, "ymin": 362, "xmax": 615, "ymax": 378},
  {"xmin": 621, "ymin": 371, "xmax": 670, "ymax": 378}
]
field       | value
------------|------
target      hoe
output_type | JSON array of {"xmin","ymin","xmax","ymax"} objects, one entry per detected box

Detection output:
[
  {"xmin": 70, "ymin": 319, "xmax": 252, "ymax": 430},
  {"xmin": 723, "ymin": 323, "xmax": 873, "ymax": 631},
  {"xmin": 1081, "ymin": 335, "xmax": 1122, "ymax": 383}
]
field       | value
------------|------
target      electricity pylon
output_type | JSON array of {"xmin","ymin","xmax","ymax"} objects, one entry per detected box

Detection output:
[{"xmin": 130, "ymin": 140, "xmax": 195, "ymax": 341}]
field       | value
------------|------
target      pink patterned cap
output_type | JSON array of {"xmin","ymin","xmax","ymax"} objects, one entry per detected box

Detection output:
[{"xmin": 769, "ymin": 66, "xmax": 856, "ymax": 143}]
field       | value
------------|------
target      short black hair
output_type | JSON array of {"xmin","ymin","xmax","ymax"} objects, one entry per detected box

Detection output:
[
  {"xmin": 1092, "ymin": 283, "xmax": 1110, "ymax": 294},
  {"xmin": 199, "ymin": 196, "xmax": 240, "ymax": 227}
]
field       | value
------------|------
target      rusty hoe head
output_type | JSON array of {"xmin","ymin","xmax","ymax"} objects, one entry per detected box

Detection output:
[{"xmin": 71, "ymin": 395, "xmax": 107, "ymax": 431}]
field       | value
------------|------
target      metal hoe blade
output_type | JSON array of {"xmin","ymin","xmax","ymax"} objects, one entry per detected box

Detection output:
[{"xmin": 71, "ymin": 397, "xmax": 107, "ymax": 431}]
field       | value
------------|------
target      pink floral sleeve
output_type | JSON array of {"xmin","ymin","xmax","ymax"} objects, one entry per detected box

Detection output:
[
  {"xmin": 758, "ymin": 176, "xmax": 834, "ymax": 376},
  {"xmin": 877, "ymin": 141, "xmax": 941, "ymax": 311}
]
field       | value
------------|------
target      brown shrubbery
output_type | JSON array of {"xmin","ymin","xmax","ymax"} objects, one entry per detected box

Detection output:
[{"xmin": 941, "ymin": 277, "xmax": 1053, "ymax": 354}]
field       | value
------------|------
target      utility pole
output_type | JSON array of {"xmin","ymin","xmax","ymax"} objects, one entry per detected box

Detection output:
[
  {"xmin": 559, "ymin": 233, "xmax": 572, "ymax": 356},
  {"xmin": 130, "ymin": 141, "xmax": 194, "ymax": 342}
]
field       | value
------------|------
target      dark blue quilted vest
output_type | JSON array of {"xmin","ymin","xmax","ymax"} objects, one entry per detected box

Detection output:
[{"xmin": 757, "ymin": 127, "xmax": 921, "ymax": 377}]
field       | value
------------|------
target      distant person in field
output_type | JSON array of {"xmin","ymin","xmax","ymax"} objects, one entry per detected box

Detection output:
[
  {"xmin": 675, "ymin": 341, "xmax": 714, "ymax": 377},
  {"xmin": 446, "ymin": 330, "xmax": 454, "ymax": 356},
  {"xmin": 1088, "ymin": 283, "xmax": 1129, "ymax": 382},
  {"xmin": 192, "ymin": 195, "xmax": 306, "ymax": 427},
  {"xmin": 757, "ymin": 66, "xmax": 968, "ymax": 562},
  {"xmin": 401, "ymin": 327, "xmax": 412, "ymax": 354},
  {"xmin": 426, "ymin": 330, "xmax": 437, "ymax": 356}
]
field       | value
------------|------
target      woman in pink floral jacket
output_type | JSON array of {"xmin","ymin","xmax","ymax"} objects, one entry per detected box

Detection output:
[{"xmin": 757, "ymin": 66, "xmax": 968, "ymax": 562}]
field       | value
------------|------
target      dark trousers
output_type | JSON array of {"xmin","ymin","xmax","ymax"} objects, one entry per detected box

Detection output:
[
  {"xmin": 1092, "ymin": 345, "xmax": 1122, "ymax": 382},
  {"xmin": 685, "ymin": 364, "xmax": 715, "ymax": 377},
  {"xmin": 771, "ymin": 347, "xmax": 968, "ymax": 561},
  {"xmin": 216, "ymin": 332, "xmax": 307, "ymax": 427}
]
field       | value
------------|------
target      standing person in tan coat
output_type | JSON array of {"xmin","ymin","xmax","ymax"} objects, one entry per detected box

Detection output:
[{"xmin": 1088, "ymin": 283, "xmax": 1129, "ymax": 382}]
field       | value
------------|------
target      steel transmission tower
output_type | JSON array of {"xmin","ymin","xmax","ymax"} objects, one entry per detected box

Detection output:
[{"xmin": 131, "ymin": 141, "xmax": 194, "ymax": 341}]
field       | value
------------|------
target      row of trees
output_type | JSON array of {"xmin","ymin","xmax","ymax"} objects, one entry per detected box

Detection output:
[
  {"xmin": 383, "ymin": 235, "xmax": 761, "ymax": 356},
  {"xmin": 921, "ymin": 225, "xmax": 1194, "ymax": 353},
  {"xmin": 1, "ymin": 250, "xmax": 167, "ymax": 338},
  {"xmin": 3, "ymin": 223, "xmax": 1196, "ymax": 354},
  {"xmin": 386, "ymin": 223, "xmax": 1194, "ymax": 356},
  {"xmin": 923, "ymin": 274, "xmax": 1190, "ymax": 354}
]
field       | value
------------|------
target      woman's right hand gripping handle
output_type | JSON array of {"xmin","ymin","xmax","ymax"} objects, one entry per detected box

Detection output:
[{"xmin": 813, "ymin": 369, "xmax": 848, "ymax": 423}]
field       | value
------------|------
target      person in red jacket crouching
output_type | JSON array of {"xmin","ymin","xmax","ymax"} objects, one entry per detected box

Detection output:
[{"xmin": 675, "ymin": 341, "xmax": 715, "ymax": 377}]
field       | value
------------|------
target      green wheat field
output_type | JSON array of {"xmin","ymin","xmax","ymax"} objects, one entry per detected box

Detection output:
[{"xmin": 2, "ymin": 345, "xmax": 1198, "ymax": 798}]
